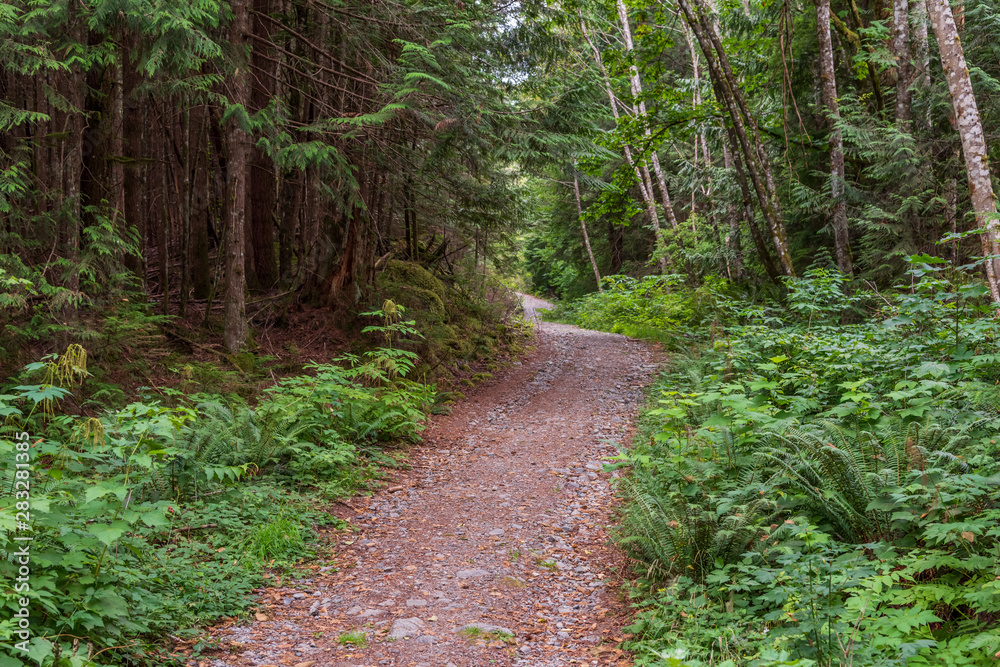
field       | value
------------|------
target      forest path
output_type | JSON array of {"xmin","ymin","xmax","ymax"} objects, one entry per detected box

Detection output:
[{"xmin": 204, "ymin": 295, "xmax": 659, "ymax": 667}]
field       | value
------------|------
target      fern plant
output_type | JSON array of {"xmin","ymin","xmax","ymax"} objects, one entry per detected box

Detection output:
[
  {"xmin": 617, "ymin": 477, "xmax": 777, "ymax": 582},
  {"xmin": 757, "ymin": 419, "xmax": 971, "ymax": 542}
]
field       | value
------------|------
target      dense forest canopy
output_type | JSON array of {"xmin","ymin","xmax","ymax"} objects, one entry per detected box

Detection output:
[
  {"xmin": 4, "ymin": 0, "xmax": 1000, "ymax": 343},
  {"xmin": 0, "ymin": 0, "xmax": 539, "ymax": 355}
]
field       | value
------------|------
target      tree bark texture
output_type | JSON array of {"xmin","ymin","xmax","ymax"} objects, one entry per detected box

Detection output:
[
  {"xmin": 572, "ymin": 162, "xmax": 603, "ymax": 291},
  {"xmin": 816, "ymin": 0, "xmax": 853, "ymax": 274},
  {"xmin": 926, "ymin": 0, "xmax": 1000, "ymax": 300},
  {"xmin": 249, "ymin": 0, "xmax": 278, "ymax": 289},
  {"xmin": 676, "ymin": 0, "xmax": 795, "ymax": 276},
  {"xmin": 894, "ymin": 0, "xmax": 913, "ymax": 125},
  {"xmin": 224, "ymin": 0, "xmax": 251, "ymax": 351}
]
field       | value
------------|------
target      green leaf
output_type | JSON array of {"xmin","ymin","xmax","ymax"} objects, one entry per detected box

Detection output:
[{"xmin": 89, "ymin": 520, "xmax": 129, "ymax": 546}]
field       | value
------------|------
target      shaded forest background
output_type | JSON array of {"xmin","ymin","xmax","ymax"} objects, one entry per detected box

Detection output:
[{"xmin": 4, "ymin": 0, "xmax": 1000, "ymax": 355}]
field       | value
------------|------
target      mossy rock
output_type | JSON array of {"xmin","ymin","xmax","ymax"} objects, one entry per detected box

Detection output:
[
  {"xmin": 426, "ymin": 323, "xmax": 460, "ymax": 359},
  {"xmin": 230, "ymin": 352, "xmax": 257, "ymax": 373},
  {"xmin": 379, "ymin": 260, "xmax": 447, "ymax": 298},
  {"xmin": 382, "ymin": 285, "xmax": 446, "ymax": 320},
  {"xmin": 376, "ymin": 260, "xmax": 449, "ymax": 325}
]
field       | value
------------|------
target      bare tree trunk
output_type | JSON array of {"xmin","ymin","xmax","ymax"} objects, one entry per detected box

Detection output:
[
  {"xmin": 926, "ymin": 0, "xmax": 1000, "ymax": 300},
  {"xmin": 180, "ymin": 102, "xmax": 191, "ymax": 317},
  {"xmin": 579, "ymin": 15, "xmax": 669, "ymax": 272},
  {"xmin": 945, "ymin": 172, "xmax": 958, "ymax": 263},
  {"xmin": 894, "ymin": 0, "xmax": 913, "ymax": 126},
  {"xmin": 677, "ymin": 0, "xmax": 795, "ymax": 276},
  {"xmin": 157, "ymin": 114, "xmax": 170, "ymax": 314},
  {"xmin": 721, "ymin": 137, "xmax": 744, "ymax": 279},
  {"xmin": 224, "ymin": 0, "xmax": 250, "ymax": 351},
  {"xmin": 911, "ymin": 0, "xmax": 929, "ymax": 89},
  {"xmin": 726, "ymin": 125, "xmax": 780, "ymax": 280},
  {"xmin": 817, "ymin": 0, "xmax": 853, "ymax": 274},
  {"xmin": 615, "ymin": 0, "xmax": 680, "ymax": 232},
  {"xmin": 122, "ymin": 33, "xmax": 147, "ymax": 284},
  {"xmin": 572, "ymin": 162, "xmax": 602, "ymax": 291},
  {"xmin": 191, "ymin": 108, "xmax": 212, "ymax": 299},
  {"xmin": 911, "ymin": 0, "xmax": 931, "ymax": 127},
  {"xmin": 61, "ymin": 9, "xmax": 87, "ymax": 326},
  {"xmin": 249, "ymin": 0, "xmax": 278, "ymax": 289}
]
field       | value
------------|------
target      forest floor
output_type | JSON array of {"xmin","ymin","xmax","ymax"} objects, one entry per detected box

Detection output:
[{"xmin": 198, "ymin": 295, "xmax": 660, "ymax": 667}]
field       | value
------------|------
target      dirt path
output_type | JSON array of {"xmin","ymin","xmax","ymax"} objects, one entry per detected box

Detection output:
[{"xmin": 204, "ymin": 295, "xmax": 659, "ymax": 667}]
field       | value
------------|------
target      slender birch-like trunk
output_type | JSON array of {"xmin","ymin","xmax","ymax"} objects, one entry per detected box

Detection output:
[
  {"xmin": 676, "ymin": 0, "xmax": 795, "ymax": 275},
  {"xmin": 572, "ymin": 162, "xmax": 603, "ymax": 291},
  {"xmin": 893, "ymin": 0, "xmax": 912, "ymax": 125},
  {"xmin": 721, "ymin": 139, "xmax": 744, "ymax": 279},
  {"xmin": 615, "ymin": 0, "xmax": 680, "ymax": 232},
  {"xmin": 579, "ymin": 15, "xmax": 669, "ymax": 271},
  {"xmin": 911, "ymin": 0, "xmax": 929, "ymax": 89},
  {"xmin": 926, "ymin": 0, "xmax": 1000, "ymax": 301},
  {"xmin": 816, "ymin": 0, "xmax": 852, "ymax": 274},
  {"xmin": 224, "ymin": 0, "xmax": 250, "ymax": 351}
]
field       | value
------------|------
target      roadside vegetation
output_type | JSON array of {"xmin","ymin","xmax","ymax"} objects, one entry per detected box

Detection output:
[
  {"xmin": 0, "ymin": 287, "xmax": 529, "ymax": 666},
  {"xmin": 548, "ymin": 261, "xmax": 1000, "ymax": 666}
]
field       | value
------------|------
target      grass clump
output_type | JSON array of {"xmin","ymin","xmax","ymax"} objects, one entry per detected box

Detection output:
[
  {"xmin": 244, "ymin": 517, "xmax": 306, "ymax": 563},
  {"xmin": 337, "ymin": 631, "xmax": 367, "ymax": 647}
]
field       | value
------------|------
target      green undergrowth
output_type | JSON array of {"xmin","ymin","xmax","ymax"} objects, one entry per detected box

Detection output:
[
  {"xmin": 541, "ymin": 274, "xmax": 730, "ymax": 349},
  {"xmin": 376, "ymin": 260, "xmax": 534, "ymax": 387},
  {"xmin": 0, "ymin": 304, "xmax": 460, "ymax": 667},
  {"xmin": 559, "ymin": 262, "xmax": 1000, "ymax": 666}
]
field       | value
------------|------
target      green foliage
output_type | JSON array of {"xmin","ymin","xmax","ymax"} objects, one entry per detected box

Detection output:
[
  {"xmin": 544, "ymin": 274, "xmax": 725, "ymax": 348},
  {"xmin": 566, "ymin": 262, "xmax": 1000, "ymax": 665},
  {"xmin": 0, "ymin": 323, "xmax": 439, "ymax": 665}
]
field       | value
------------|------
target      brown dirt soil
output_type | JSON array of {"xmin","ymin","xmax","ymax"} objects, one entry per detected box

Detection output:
[{"xmin": 199, "ymin": 294, "xmax": 661, "ymax": 667}]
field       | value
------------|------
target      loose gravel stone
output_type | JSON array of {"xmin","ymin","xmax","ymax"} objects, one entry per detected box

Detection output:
[{"xmin": 389, "ymin": 618, "xmax": 425, "ymax": 639}]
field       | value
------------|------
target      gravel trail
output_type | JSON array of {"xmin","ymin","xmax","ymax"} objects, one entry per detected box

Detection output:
[{"xmin": 203, "ymin": 295, "xmax": 659, "ymax": 667}]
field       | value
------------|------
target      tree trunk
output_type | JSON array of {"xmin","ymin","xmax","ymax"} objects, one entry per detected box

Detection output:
[
  {"xmin": 579, "ymin": 14, "xmax": 669, "ymax": 272},
  {"xmin": 191, "ymin": 110, "xmax": 212, "ymax": 300},
  {"xmin": 817, "ymin": 0, "xmax": 853, "ymax": 274},
  {"xmin": 122, "ymin": 34, "xmax": 147, "ymax": 284},
  {"xmin": 572, "ymin": 162, "xmax": 602, "ymax": 291},
  {"xmin": 180, "ymin": 103, "xmax": 192, "ymax": 317},
  {"xmin": 615, "ymin": 0, "xmax": 680, "ymax": 232},
  {"xmin": 893, "ymin": 0, "xmax": 912, "ymax": 126},
  {"xmin": 926, "ymin": 0, "xmax": 1000, "ymax": 300},
  {"xmin": 249, "ymin": 0, "xmax": 278, "ymax": 289},
  {"xmin": 279, "ymin": 171, "xmax": 301, "ymax": 287},
  {"xmin": 911, "ymin": 0, "xmax": 930, "ymax": 89},
  {"xmin": 721, "ymin": 139, "xmax": 744, "ymax": 279},
  {"xmin": 945, "ymin": 172, "xmax": 958, "ymax": 263},
  {"xmin": 677, "ymin": 0, "xmax": 795, "ymax": 276},
  {"xmin": 224, "ymin": 0, "xmax": 250, "ymax": 351},
  {"xmin": 608, "ymin": 221, "xmax": 623, "ymax": 274},
  {"xmin": 726, "ymin": 125, "xmax": 780, "ymax": 280},
  {"xmin": 61, "ymin": 9, "xmax": 87, "ymax": 326}
]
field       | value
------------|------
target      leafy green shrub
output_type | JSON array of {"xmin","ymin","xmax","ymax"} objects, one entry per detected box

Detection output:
[
  {"xmin": 0, "ymin": 320, "xmax": 439, "ymax": 666},
  {"xmin": 598, "ymin": 259, "xmax": 1000, "ymax": 665}
]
